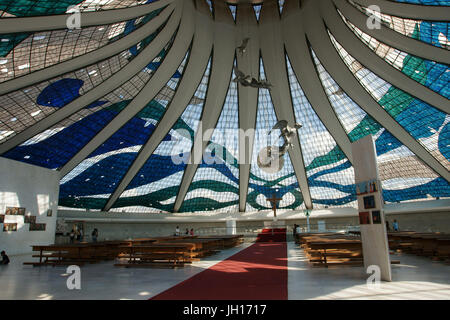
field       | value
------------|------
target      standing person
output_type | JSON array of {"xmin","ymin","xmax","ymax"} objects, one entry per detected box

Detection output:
[
  {"xmin": 293, "ymin": 224, "xmax": 297, "ymax": 237},
  {"xmin": 386, "ymin": 220, "xmax": 390, "ymax": 232},
  {"xmin": 189, "ymin": 228, "xmax": 194, "ymax": 236},
  {"xmin": 295, "ymin": 224, "xmax": 301, "ymax": 235},
  {"xmin": 91, "ymin": 228, "xmax": 98, "ymax": 242},
  {"xmin": 69, "ymin": 229, "xmax": 75, "ymax": 244},
  {"xmin": 76, "ymin": 229, "xmax": 81, "ymax": 242},
  {"xmin": 0, "ymin": 251, "xmax": 10, "ymax": 265},
  {"xmin": 185, "ymin": 228, "xmax": 189, "ymax": 235},
  {"xmin": 393, "ymin": 219, "xmax": 399, "ymax": 232},
  {"xmin": 175, "ymin": 226, "xmax": 180, "ymax": 236}
]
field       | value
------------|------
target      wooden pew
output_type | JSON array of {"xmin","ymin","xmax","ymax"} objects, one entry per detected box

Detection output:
[
  {"xmin": 435, "ymin": 239, "xmax": 450, "ymax": 262},
  {"xmin": 114, "ymin": 244, "xmax": 194, "ymax": 268},
  {"xmin": 24, "ymin": 234, "xmax": 244, "ymax": 268},
  {"xmin": 387, "ymin": 232, "xmax": 450, "ymax": 260},
  {"xmin": 297, "ymin": 233, "xmax": 363, "ymax": 267},
  {"xmin": 195, "ymin": 235, "xmax": 244, "ymax": 248},
  {"xmin": 23, "ymin": 240, "xmax": 134, "ymax": 267},
  {"xmin": 24, "ymin": 244, "xmax": 107, "ymax": 267},
  {"xmin": 159, "ymin": 238, "xmax": 221, "ymax": 257},
  {"xmin": 347, "ymin": 231, "xmax": 450, "ymax": 263},
  {"xmin": 297, "ymin": 233, "xmax": 400, "ymax": 267}
]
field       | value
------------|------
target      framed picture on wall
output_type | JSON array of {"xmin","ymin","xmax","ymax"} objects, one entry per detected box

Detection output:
[
  {"xmin": 356, "ymin": 181, "xmax": 369, "ymax": 195},
  {"xmin": 5, "ymin": 207, "xmax": 17, "ymax": 215},
  {"xmin": 363, "ymin": 195, "xmax": 376, "ymax": 209},
  {"xmin": 372, "ymin": 210, "xmax": 382, "ymax": 224},
  {"xmin": 369, "ymin": 180, "xmax": 378, "ymax": 193},
  {"xmin": 359, "ymin": 212, "xmax": 371, "ymax": 225},
  {"xmin": 30, "ymin": 223, "xmax": 46, "ymax": 231},
  {"xmin": 46, "ymin": 209, "xmax": 52, "ymax": 217},
  {"xmin": 3, "ymin": 223, "xmax": 17, "ymax": 231},
  {"xmin": 5, "ymin": 207, "xmax": 25, "ymax": 215},
  {"xmin": 24, "ymin": 215, "xmax": 36, "ymax": 224}
]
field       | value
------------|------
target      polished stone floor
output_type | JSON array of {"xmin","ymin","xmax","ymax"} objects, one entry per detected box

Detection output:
[
  {"xmin": 287, "ymin": 242, "xmax": 450, "ymax": 300},
  {"xmin": 0, "ymin": 242, "xmax": 449, "ymax": 300}
]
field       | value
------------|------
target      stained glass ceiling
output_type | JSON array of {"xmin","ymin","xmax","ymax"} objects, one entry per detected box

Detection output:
[{"xmin": 0, "ymin": 0, "xmax": 448, "ymax": 213}]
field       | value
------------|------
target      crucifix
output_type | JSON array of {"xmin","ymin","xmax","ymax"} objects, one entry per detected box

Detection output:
[{"xmin": 267, "ymin": 193, "xmax": 282, "ymax": 219}]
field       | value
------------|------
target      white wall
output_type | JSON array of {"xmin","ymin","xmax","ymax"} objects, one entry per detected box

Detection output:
[
  {"xmin": 0, "ymin": 157, "xmax": 60, "ymax": 255},
  {"xmin": 57, "ymin": 199, "xmax": 450, "ymax": 241}
]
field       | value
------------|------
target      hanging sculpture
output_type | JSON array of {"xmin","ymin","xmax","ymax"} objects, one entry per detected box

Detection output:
[{"xmin": 257, "ymin": 120, "xmax": 302, "ymax": 173}]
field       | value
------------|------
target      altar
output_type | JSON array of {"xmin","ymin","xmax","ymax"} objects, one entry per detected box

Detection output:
[
  {"xmin": 263, "ymin": 193, "xmax": 287, "ymax": 230},
  {"xmin": 263, "ymin": 219, "xmax": 286, "ymax": 229}
]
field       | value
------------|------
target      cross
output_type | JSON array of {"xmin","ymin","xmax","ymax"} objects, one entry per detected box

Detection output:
[{"xmin": 267, "ymin": 193, "xmax": 282, "ymax": 218}]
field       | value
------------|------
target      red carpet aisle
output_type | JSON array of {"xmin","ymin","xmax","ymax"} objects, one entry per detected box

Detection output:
[
  {"xmin": 256, "ymin": 228, "xmax": 287, "ymax": 242},
  {"xmin": 151, "ymin": 230, "xmax": 288, "ymax": 300}
]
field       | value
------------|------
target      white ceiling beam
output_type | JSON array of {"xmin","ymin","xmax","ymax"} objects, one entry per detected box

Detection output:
[
  {"xmin": 59, "ymin": 0, "xmax": 193, "ymax": 178},
  {"xmin": 236, "ymin": 4, "xmax": 260, "ymax": 212},
  {"xmin": 173, "ymin": 0, "xmax": 235, "ymax": 213},
  {"xmin": 0, "ymin": 3, "xmax": 181, "ymax": 156},
  {"xmin": 353, "ymin": 0, "xmax": 450, "ymax": 21},
  {"xmin": 283, "ymin": 4, "xmax": 354, "ymax": 165},
  {"xmin": 322, "ymin": 0, "xmax": 450, "ymax": 115},
  {"xmin": 313, "ymin": 5, "xmax": 450, "ymax": 182},
  {"xmin": 0, "ymin": 0, "xmax": 174, "ymax": 34},
  {"xmin": 0, "ymin": 3, "xmax": 175, "ymax": 96},
  {"xmin": 103, "ymin": 0, "xmax": 213, "ymax": 212},
  {"xmin": 334, "ymin": 0, "xmax": 450, "ymax": 65},
  {"xmin": 260, "ymin": 0, "xmax": 313, "ymax": 210}
]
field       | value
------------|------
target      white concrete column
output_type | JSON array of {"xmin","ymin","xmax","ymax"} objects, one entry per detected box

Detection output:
[
  {"xmin": 352, "ymin": 135, "xmax": 391, "ymax": 282},
  {"xmin": 226, "ymin": 219, "xmax": 236, "ymax": 235}
]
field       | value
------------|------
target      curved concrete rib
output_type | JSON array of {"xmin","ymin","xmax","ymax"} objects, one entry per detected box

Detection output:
[
  {"xmin": 236, "ymin": 4, "xmax": 260, "ymax": 212},
  {"xmin": 310, "ymin": 6, "xmax": 450, "ymax": 182},
  {"xmin": 353, "ymin": 0, "xmax": 450, "ymax": 21},
  {"xmin": 0, "ymin": 0, "xmax": 174, "ymax": 34},
  {"xmin": 103, "ymin": 0, "xmax": 213, "ymax": 212},
  {"xmin": 260, "ymin": 1, "xmax": 313, "ymax": 210},
  {"xmin": 173, "ymin": 0, "xmax": 235, "ymax": 213},
  {"xmin": 283, "ymin": 5, "xmax": 354, "ymax": 166},
  {"xmin": 0, "ymin": 3, "xmax": 180, "ymax": 156},
  {"xmin": 60, "ymin": 0, "xmax": 193, "ymax": 178},
  {"xmin": 0, "ymin": 3, "xmax": 175, "ymax": 96},
  {"xmin": 334, "ymin": 0, "xmax": 450, "ymax": 65},
  {"xmin": 322, "ymin": 0, "xmax": 450, "ymax": 116}
]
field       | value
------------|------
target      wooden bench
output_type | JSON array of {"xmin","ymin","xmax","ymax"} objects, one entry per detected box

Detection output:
[
  {"xmin": 387, "ymin": 232, "xmax": 450, "ymax": 261},
  {"xmin": 297, "ymin": 233, "xmax": 364, "ymax": 267},
  {"xmin": 115, "ymin": 244, "xmax": 192, "ymax": 268},
  {"xmin": 24, "ymin": 234, "xmax": 244, "ymax": 268},
  {"xmin": 297, "ymin": 233, "xmax": 400, "ymax": 267},
  {"xmin": 24, "ymin": 242, "xmax": 128, "ymax": 266}
]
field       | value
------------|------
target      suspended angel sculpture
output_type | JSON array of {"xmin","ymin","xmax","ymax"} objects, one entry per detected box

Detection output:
[
  {"xmin": 257, "ymin": 120, "xmax": 302, "ymax": 173},
  {"xmin": 237, "ymin": 37, "xmax": 250, "ymax": 56},
  {"xmin": 232, "ymin": 67, "xmax": 273, "ymax": 90}
]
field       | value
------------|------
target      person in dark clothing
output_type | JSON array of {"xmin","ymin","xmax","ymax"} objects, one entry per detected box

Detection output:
[
  {"xmin": 76, "ymin": 229, "xmax": 82, "ymax": 242},
  {"xmin": 1, "ymin": 251, "xmax": 10, "ymax": 265},
  {"xmin": 393, "ymin": 220, "xmax": 399, "ymax": 232},
  {"xmin": 69, "ymin": 229, "xmax": 75, "ymax": 244},
  {"xmin": 91, "ymin": 228, "xmax": 99, "ymax": 242}
]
